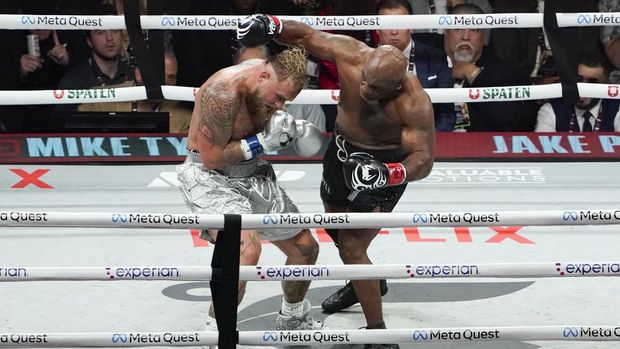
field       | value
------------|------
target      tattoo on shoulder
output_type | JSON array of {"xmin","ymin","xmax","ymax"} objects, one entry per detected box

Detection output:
[{"xmin": 199, "ymin": 81, "xmax": 240, "ymax": 149}]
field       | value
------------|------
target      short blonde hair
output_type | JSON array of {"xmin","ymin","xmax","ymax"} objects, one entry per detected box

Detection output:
[{"xmin": 270, "ymin": 46, "xmax": 308, "ymax": 95}]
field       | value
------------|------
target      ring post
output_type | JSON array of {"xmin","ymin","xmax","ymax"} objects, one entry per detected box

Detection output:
[{"xmin": 210, "ymin": 214, "xmax": 241, "ymax": 348}]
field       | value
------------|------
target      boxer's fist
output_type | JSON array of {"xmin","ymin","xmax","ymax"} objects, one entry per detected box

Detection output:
[
  {"xmin": 293, "ymin": 120, "xmax": 322, "ymax": 157},
  {"xmin": 240, "ymin": 110, "xmax": 296, "ymax": 159},
  {"xmin": 343, "ymin": 152, "xmax": 407, "ymax": 191},
  {"xmin": 260, "ymin": 110, "xmax": 296, "ymax": 152},
  {"xmin": 237, "ymin": 14, "xmax": 282, "ymax": 48}
]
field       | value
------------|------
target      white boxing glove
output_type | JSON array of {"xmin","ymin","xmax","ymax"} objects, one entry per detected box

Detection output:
[
  {"xmin": 240, "ymin": 110, "xmax": 296, "ymax": 160},
  {"xmin": 293, "ymin": 120, "xmax": 323, "ymax": 157}
]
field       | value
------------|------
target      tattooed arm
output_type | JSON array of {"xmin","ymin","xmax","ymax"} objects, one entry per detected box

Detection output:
[{"xmin": 196, "ymin": 80, "xmax": 246, "ymax": 169}]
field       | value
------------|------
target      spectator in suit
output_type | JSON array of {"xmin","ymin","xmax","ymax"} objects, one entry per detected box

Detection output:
[
  {"xmin": 376, "ymin": 0, "xmax": 455, "ymax": 131},
  {"xmin": 405, "ymin": 0, "xmax": 493, "ymax": 49},
  {"xmin": 78, "ymin": 50, "xmax": 192, "ymax": 133},
  {"xmin": 535, "ymin": 55, "xmax": 620, "ymax": 132},
  {"xmin": 444, "ymin": 3, "xmax": 537, "ymax": 131}
]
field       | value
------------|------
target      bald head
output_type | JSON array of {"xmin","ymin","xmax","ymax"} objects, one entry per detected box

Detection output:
[{"xmin": 360, "ymin": 45, "xmax": 407, "ymax": 101}]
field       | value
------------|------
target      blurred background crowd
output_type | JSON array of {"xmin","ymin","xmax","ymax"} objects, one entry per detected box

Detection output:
[{"xmin": 0, "ymin": 0, "xmax": 618, "ymax": 134}]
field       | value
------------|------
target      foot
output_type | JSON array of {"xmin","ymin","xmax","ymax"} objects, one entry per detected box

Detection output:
[
  {"xmin": 321, "ymin": 279, "xmax": 388, "ymax": 313},
  {"xmin": 275, "ymin": 299, "xmax": 325, "ymax": 330}
]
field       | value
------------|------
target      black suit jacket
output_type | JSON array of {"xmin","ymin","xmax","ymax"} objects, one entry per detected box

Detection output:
[
  {"xmin": 465, "ymin": 49, "xmax": 538, "ymax": 131},
  {"xmin": 413, "ymin": 39, "xmax": 455, "ymax": 132}
]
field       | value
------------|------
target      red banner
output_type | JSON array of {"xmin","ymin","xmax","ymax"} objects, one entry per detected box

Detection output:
[{"xmin": 1, "ymin": 132, "xmax": 619, "ymax": 163}]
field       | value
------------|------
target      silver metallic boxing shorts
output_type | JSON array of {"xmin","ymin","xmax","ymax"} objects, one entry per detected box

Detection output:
[{"xmin": 177, "ymin": 151, "xmax": 301, "ymax": 242}]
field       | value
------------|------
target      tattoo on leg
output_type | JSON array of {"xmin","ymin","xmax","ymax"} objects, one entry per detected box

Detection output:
[{"xmin": 281, "ymin": 242, "xmax": 318, "ymax": 303}]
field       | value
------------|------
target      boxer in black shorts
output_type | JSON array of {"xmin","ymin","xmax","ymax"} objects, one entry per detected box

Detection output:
[
  {"xmin": 238, "ymin": 14, "xmax": 435, "ymax": 349},
  {"xmin": 320, "ymin": 130, "xmax": 409, "ymax": 213}
]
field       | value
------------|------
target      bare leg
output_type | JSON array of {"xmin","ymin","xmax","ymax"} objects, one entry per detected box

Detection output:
[
  {"xmin": 272, "ymin": 228, "xmax": 319, "ymax": 302},
  {"xmin": 338, "ymin": 226, "xmax": 383, "ymax": 327},
  {"xmin": 207, "ymin": 229, "xmax": 262, "ymax": 317},
  {"xmin": 323, "ymin": 203, "xmax": 384, "ymax": 327}
]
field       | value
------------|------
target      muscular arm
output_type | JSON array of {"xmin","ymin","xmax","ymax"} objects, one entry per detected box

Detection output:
[
  {"xmin": 400, "ymin": 81, "xmax": 435, "ymax": 181},
  {"xmin": 196, "ymin": 81, "xmax": 246, "ymax": 169},
  {"xmin": 277, "ymin": 20, "xmax": 366, "ymax": 61}
]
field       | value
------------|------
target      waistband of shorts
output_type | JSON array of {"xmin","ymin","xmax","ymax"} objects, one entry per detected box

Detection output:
[
  {"xmin": 185, "ymin": 151, "xmax": 258, "ymax": 178},
  {"xmin": 333, "ymin": 127, "xmax": 408, "ymax": 161}
]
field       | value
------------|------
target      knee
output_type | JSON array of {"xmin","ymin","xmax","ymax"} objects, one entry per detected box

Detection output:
[
  {"xmin": 298, "ymin": 229, "xmax": 319, "ymax": 264},
  {"xmin": 338, "ymin": 243, "xmax": 367, "ymax": 262},
  {"xmin": 240, "ymin": 232, "xmax": 262, "ymax": 265}
]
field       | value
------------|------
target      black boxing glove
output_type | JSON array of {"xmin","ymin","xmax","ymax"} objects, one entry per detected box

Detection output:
[
  {"xmin": 343, "ymin": 152, "xmax": 407, "ymax": 191},
  {"xmin": 236, "ymin": 14, "xmax": 282, "ymax": 48}
]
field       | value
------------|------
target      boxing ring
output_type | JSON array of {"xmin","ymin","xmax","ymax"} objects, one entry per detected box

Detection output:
[
  {"xmin": 1, "ymin": 8, "xmax": 620, "ymax": 349},
  {"xmin": 1, "ymin": 161, "xmax": 620, "ymax": 348}
]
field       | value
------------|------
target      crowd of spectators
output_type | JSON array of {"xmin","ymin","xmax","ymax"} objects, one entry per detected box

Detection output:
[{"xmin": 0, "ymin": 0, "xmax": 618, "ymax": 133}]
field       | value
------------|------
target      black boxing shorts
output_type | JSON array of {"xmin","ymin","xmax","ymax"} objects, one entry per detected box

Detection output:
[{"xmin": 320, "ymin": 131, "xmax": 409, "ymax": 213}]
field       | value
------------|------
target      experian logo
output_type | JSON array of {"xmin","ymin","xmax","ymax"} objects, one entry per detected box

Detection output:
[{"xmin": 256, "ymin": 265, "xmax": 330, "ymax": 280}]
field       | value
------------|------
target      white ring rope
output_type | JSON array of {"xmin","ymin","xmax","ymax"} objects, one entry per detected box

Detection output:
[
  {"xmin": 0, "ymin": 326, "xmax": 618, "ymax": 347},
  {"xmin": 0, "ymin": 262, "xmax": 618, "ymax": 282},
  {"xmin": 0, "ymin": 83, "xmax": 617, "ymax": 106},
  {"xmin": 1, "ymin": 13, "xmax": 619, "ymax": 30},
  {"xmin": 1, "ymin": 209, "xmax": 620, "ymax": 229}
]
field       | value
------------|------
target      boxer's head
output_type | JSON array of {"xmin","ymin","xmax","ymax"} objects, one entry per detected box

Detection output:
[
  {"xmin": 360, "ymin": 45, "xmax": 407, "ymax": 101},
  {"xmin": 248, "ymin": 46, "xmax": 308, "ymax": 129},
  {"xmin": 253, "ymin": 46, "xmax": 307, "ymax": 112}
]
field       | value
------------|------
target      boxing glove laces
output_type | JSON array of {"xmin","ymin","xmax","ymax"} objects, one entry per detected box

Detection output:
[{"xmin": 237, "ymin": 14, "xmax": 282, "ymax": 48}]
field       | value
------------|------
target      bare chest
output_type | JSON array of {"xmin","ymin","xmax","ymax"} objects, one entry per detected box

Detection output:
[{"xmin": 357, "ymin": 100, "xmax": 401, "ymax": 130}]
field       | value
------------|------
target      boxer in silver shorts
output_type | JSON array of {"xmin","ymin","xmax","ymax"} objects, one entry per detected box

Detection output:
[
  {"xmin": 178, "ymin": 152, "xmax": 300, "ymax": 242},
  {"xmin": 176, "ymin": 46, "xmax": 324, "ymax": 338}
]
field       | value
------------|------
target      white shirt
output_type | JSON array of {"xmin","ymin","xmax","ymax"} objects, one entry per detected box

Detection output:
[
  {"xmin": 535, "ymin": 100, "xmax": 620, "ymax": 132},
  {"xmin": 402, "ymin": 40, "xmax": 416, "ymax": 75}
]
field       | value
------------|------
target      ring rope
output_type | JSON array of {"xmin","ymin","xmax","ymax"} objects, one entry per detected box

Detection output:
[
  {"xmin": 0, "ymin": 210, "xmax": 618, "ymax": 230},
  {"xmin": 1, "ymin": 13, "xmax": 618, "ymax": 30},
  {"xmin": 0, "ymin": 262, "xmax": 618, "ymax": 282},
  {"xmin": 0, "ymin": 83, "xmax": 616, "ymax": 106},
  {"xmin": 0, "ymin": 326, "xmax": 617, "ymax": 347}
]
